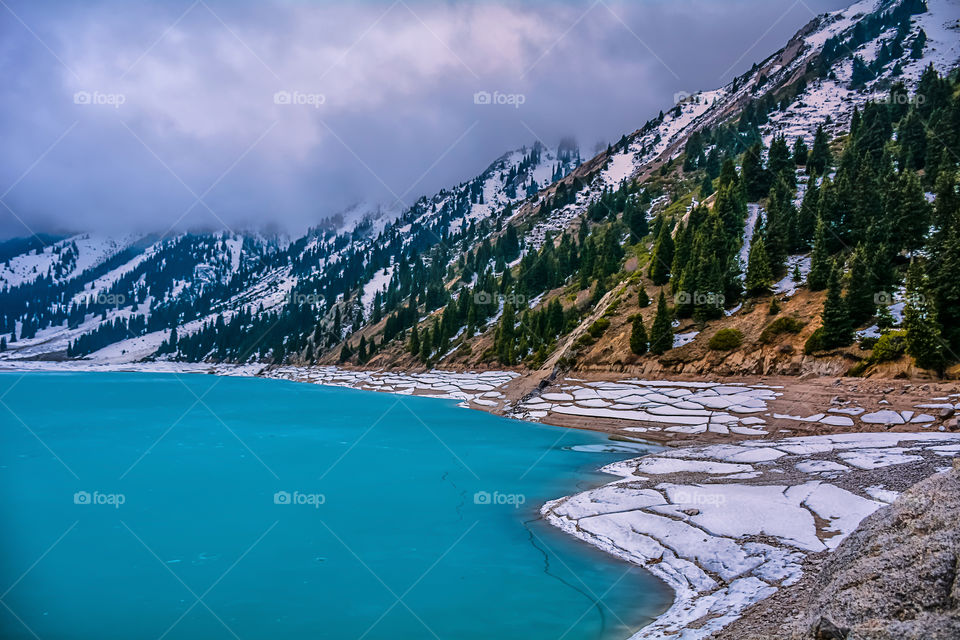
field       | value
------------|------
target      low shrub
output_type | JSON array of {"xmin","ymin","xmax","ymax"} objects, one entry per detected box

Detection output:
[
  {"xmin": 588, "ymin": 317, "xmax": 611, "ymax": 339},
  {"xmin": 872, "ymin": 330, "xmax": 908, "ymax": 363},
  {"xmin": 760, "ymin": 316, "xmax": 806, "ymax": 344},
  {"xmin": 804, "ymin": 327, "xmax": 825, "ymax": 354},
  {"xmin": 573, "ymin": 333, "xmax": 595, "ymax": 349},
  {"xmin": 709, "ymin": 328, "xmax": 743, "ymax": 351},
  {"xmin": 849, "ymin": 331, "xmax": 908, "ymax": 376}
]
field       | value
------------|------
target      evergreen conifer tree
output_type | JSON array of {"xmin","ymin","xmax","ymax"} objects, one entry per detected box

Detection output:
[
  {"xmin": 928, "ymin": 172, "xmax": 960, "ymax": 353},
  {"xmin": 905, "ymin": 260, "xmax": 946, "ymax": 372},
  {"xmin": 768, "ymin": 135, "xmax": 794, "ymax": 186},
  {"xmin": 420, "ymin": 327, "xmax": 432, "ymax": 363},
  {"xmin": 792, "ymin": 136, "xmax": 808, "ymax": 166},
  {"xmin": 808, "ymin": 215, "xmax": 831, "ymax": 291},
  {"xmin": 700, "ymin": 174, "xmax": 714, "ymax": 197},
  {"xmin": 820, "ymin": 262, "xmax": 853, "ymax": 349},
  {"xmin": 623, "ymin": 199, "xmax": 649, "ymax": 241},
  {"xmin": 745, "ymin": 236, "xmax": 773, "ymax": 296},
  {"xmin": 890, "ymin": 171, "xmax": 931, "ymax": 254},
  {"xmin": 497, "ymin": 303, "xmax": 515, "ymax": 364},
  {"xmin": 844, "ymin": 245, "xmax": 876, "ymax": 326},
  {"xmin": 357, "ymin": 336, "xmax": 367, "ymax": 363},
  {"xmin": 630, "ymin": 314, "xmax": 648, "ymax": 355},
  {"xmin": 876, "ymin": 304, "xmax": 895, "ymax": 333},
  {"xmin": 796, "ymin": 179, "xmax": 819, "ymax": 249},
  {"xmin": 638, "ymin": 286, "xmax": 650, "ymax": 308},
  {"xmin": 808, "ymin": 125, "xmax": 832, "ymax": 175},
  {"xmin": 910, "ymin": 28, "xmax": 926, "ymax": 59},
  {"xmin": 649, "ymin": 291, "xmax": 674, "ymax": 355},
  {"xmin": 742, "ymin": 143, "xmax": 770, "ymax": 200},
  {"xmin": 408, "ymin": 324, "xmax": 420, "ymax": 354},
  {"xmin": 648, "ymin": 220, "xmax": 674, "ymax": 286}
]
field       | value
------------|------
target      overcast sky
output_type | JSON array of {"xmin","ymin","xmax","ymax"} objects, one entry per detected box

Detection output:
[{"xmin": 0, "ymin": 0, "xmax": 850, "ymax": 239}]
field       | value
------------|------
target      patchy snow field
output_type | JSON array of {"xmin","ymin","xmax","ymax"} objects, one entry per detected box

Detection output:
[
  {"xmin": 264, "ymin": 366, "xmax": 518, "ymax": 408},
  {"xmin": 514, "ymin": 379, "xmax": 782, "ymax": 436},
  {"xmin": 516, "ymin": 378, "xmax": 959, "ymax": 439},
  {"xmin": 543, "ymin": 431, "xmax": 960, "ymax": 640}
]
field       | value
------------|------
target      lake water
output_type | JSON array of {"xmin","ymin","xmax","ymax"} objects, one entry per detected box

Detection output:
[{"xmin": 0, "ymin": 372, "xmax": 670, "ymax": 639}]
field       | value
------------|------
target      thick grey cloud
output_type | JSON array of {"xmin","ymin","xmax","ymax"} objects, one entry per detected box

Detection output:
[{"xmin": 0, "ymin": 0, "xmax": 849, "ymax": 238}]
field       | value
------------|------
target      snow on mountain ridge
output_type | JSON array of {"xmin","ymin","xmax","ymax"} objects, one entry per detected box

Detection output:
[{"xmin": 2, "ymin": 0, "xmax": 957, "ymax": 365}]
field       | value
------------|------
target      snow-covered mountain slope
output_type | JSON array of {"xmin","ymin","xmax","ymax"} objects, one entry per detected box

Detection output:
[
  {"xmin": 512, "ymin": 0, "xmax": 958, "ymax": 236},
  {"xmin": 0, "ymin": 233, "xmax": 142, "ymax": 288},
  {"xmin": 0, "ymin": 141, "xmax": 575, "ymax": 362},
  {"xmin": 2, "ymin": 0, "xmax": 957, "ymax": 367}
]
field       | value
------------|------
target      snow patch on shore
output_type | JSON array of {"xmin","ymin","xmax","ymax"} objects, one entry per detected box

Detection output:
[
  {"xmin": 514, "ymin": 379, "xmax": 779, "ymax": 435},
  {"xmin": 265, "ymin": 365, "xmax": 519, "ymax": 408},
  {"xmin": 543, "ymin": 431, "xmax": 960, "ymax": 640}
]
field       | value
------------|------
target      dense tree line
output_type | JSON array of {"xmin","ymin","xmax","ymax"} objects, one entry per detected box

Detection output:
[{"xmin": 796, "ymin": 67, "xmax": 960, "ymax": 372}]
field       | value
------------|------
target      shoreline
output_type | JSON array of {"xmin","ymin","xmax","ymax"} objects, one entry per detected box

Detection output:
[
  {"xmin": 539, "ymin": 432, "xmax": 960, "ymax": 640},
  {"xmin": 3, "ymin": 361, "xmax": 957, "ymax": 444},
  {"xmin": 4, "ymin": 360, "xmax": 960, "ymax": 639}
]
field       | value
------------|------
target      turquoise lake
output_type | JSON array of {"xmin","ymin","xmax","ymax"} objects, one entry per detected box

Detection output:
[{"xmin": 0, "ymin": 372, "xmax": 670, "ymax": 639}]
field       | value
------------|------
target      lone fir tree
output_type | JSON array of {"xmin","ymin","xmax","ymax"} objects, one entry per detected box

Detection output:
[
  {"xmin": 649, "ymin": 291, "xmax": 674, "ymax": 355},
  {"xmin": 630, "ymin": 314, "xmax": 649, "ymax": 355},
  {"xmin": 648, "ymin": 220, "xmax": 674, "ymax": 286},
  {"xmin": 904, "ymin": 261, "xmax": 946, "ymax": 372},
  {"xmin": 820, "ymin": 262, "xmax": 853, "ymax": 349},
  {"xmin": 745, "ymin": 236, "xmax": 773, "ymax": 296}
]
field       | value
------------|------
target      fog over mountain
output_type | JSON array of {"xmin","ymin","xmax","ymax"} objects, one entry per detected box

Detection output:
[{"xmin": 0, "ymin": 0, "xmax": 846, "ymax": 238}]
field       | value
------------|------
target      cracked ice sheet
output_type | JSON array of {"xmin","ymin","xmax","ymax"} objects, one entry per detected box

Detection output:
[
  {"xmin": 544, "ymin": 430, "xmax": 960, "ymax": 640},
  {"xmin": 532, "ymin": 379, "xmax": 779, "ymax": 434},
  {"xmin": 800, "ymin": 482, "xmax": 884, "ymax": 549},
  {"xmin": 633, "ymin": 458, "xmax": 753, "ymax": 475},
  {"xmin": 551, "ymin": 404, "xmax": 711, "ymax": 425},
  {"xmin": 795, "ymin": 460, "xmax": 849, "ymax": 473},
  {"xmin": 266, "ymin": 366, "xmax": 518, "ymax": 404},
  {"xmin": 838, "ymin": 447, "xmax": 923, "ymax": 470},
  {"xmin": 579, "ymin": 508, "xmax": 767, "ymax": 582},
  {"xmin": 660, "ymin": 482, "xmax": 829, "ymax": 551}
]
